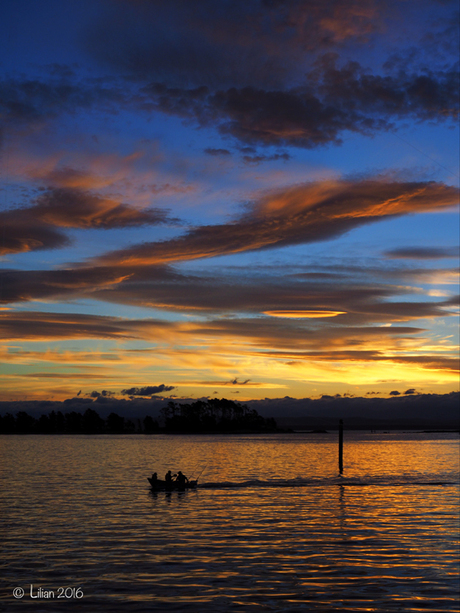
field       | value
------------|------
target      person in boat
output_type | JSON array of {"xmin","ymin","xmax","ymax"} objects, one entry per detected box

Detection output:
[
  {"xmin": 151, "ymin": 472, "xmax": 158, "ymax": 484},
  {"xmin": 165, "ymin": 470, "xmax": 173, "ymax": 485},
  {"xmin": 175, "ymin": 471, "xmax": 189, "ymax": 487}
]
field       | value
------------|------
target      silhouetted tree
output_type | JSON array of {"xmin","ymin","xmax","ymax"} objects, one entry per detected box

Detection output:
[
  {"xmin": 82, "ymin": 408, "xmax": 105, "ymax": 434},
  {"xmin": 125, "ymin": 419, "xmax": 135, "ymax": 433},
  {"xmin": 160, "ymin": 399, "xmax": 278, "ymax": 433},
  {"xmin": 106, "ymin": 412, "xmax": 125, "ymax": 433},
  {"xmin": 0, "ymin": 413, "xmax": 16, "ymax": 433},
  {"xmin": 15, "ymin": 411, "xmax": 36, "ymax": 433},
  {"xmin": 36, "ymin": 413, "xmax": 51, "ymax": 433},
  {"xmin": 47, "ymin": 411, "xmax": 65, "ymax": 433},
  {"xmin": 65, "ymin": 411, "xmax": 83, "ymax": 433},
  {"xmin": 0, "ymin": 398, "xmax": 279, "ymax": 435},
  {"xmin": 143, "ymin": 415, "xmax": 159, "ymax": 433}
]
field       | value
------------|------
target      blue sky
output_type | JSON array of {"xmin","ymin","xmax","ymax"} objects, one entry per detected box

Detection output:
[{"xmin": 0, "ymin": 0, "xmax": 458, "ymax": 402}]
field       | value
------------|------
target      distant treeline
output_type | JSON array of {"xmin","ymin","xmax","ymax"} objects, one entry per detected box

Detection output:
[
  {"xmin": 0, "ymin": 399, "xmax": 278, "ymax": 434},
  {"xmin": 0, "ymin": 408, "xmax": 143, "ymax": 434}
]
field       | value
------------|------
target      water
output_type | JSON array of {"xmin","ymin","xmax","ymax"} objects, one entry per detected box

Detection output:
[{"xmin": 1, "ymin": 432, "xmax": 459, "ymax": 612}]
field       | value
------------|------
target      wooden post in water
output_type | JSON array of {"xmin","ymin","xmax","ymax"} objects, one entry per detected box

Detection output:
[{"xmin": 339, "ymin": 419, "xmax": 343, "ymax": 474}]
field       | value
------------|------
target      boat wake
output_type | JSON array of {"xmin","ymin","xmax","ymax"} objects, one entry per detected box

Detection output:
[{"xmin": 199, "ymin": 475, "xmax": 458, "ymax": 489}]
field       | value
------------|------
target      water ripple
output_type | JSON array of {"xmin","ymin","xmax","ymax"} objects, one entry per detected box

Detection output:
[{"xmin": 1, "ymin": 433, "xmax": 459, "ymax": 612}]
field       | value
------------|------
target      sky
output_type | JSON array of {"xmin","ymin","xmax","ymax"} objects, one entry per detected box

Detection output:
[{"xmin": 0, "ymin": 0, "xmax": 458, "ymax": 403}]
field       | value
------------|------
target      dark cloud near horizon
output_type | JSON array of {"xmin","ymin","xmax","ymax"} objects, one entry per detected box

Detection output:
[
  {"xmin": 121, "ymin": 385, "xmax": 175, "ymax": 396},
  {"xmin": 249, "ymin": 391, "xmax": 460, "ymax": 429},
  {"xmin": 89, "ymin": 390, "xmax": 115, "ymax": 399}
]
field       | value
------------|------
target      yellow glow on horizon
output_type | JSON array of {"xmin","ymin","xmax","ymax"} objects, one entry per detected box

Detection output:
[
  {"xmin": 1, "ymin": 315, "xmax": 458, "ymax": 401},
  {"xmin": 180, "ymin": 381, "xmax": 287, "ymax": 389}
]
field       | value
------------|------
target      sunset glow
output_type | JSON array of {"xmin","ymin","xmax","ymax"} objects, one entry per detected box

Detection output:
[{"xmin": 0, "ymin": 0, "xmax": 458, "ymax": 403}]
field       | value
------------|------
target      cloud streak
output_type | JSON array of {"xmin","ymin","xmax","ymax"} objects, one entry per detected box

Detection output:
[
  {"xmin": 32, "ymin": 188, "xmax": 171, "ymax": 229},
  {"xmin": 2, "ymin": 257, "xmax": 458, "ymax": 331},
  {"xmin": 384, "ymin": 246, "xmax": 459, "ymax": 259},
  {"xmin": 91, "ymin": 178, "xmax": 458, "ymax": 266},
  {"xmin": 0, "ymin": 311, "xmax": 173, "ymax": 341},
  {"xmin": 0, "ymin": 188, "xmax": 174, "ymax": 255}
]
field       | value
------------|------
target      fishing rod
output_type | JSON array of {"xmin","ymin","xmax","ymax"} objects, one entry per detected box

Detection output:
[
  {"xmin": 191, "ymin": 463, "xmax": 208, "ymax": 482},
  {"xmin": 189, "ymin": 463, "xmax": 200, "ymax": 480}
]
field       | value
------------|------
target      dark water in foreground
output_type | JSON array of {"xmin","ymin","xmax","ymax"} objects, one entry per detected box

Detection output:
[{"xmin": 1, "ymin": 432, "xmax": 459, "ymax": 612}]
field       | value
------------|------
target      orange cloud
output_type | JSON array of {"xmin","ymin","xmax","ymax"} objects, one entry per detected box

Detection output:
[
  {"xmin": 91, "ymin": 178, "xmax": 458, "ymax": 267},
  {"xmin": 0, "ymin": 306, "xmax": 457, "ymax": 401},
  {"xmin": 0, "ymin": 187, "xmax": 176, "ymax": 254},
  {"xmin": 32, "ymin": 188, "xmax": 171, "ymax": 229},
  {"xmin": 0, "ymin": 311, "xmax": 173, "ymax": 341}
]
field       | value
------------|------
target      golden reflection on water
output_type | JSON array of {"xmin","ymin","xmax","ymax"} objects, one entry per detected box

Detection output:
[{"xmin": 2, "ymin": 432, "xmax": 459, "ymax": 612}]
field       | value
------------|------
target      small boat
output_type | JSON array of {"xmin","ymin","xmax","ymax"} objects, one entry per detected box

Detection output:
[{"xmin": 148, "ymin": 477, "xmax": 198, "ymax": 491}]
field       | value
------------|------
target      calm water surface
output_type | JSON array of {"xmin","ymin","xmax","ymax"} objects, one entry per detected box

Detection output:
[{"xmin": 1, "ymin": 432, "xmax": 459, "ymax": 612}]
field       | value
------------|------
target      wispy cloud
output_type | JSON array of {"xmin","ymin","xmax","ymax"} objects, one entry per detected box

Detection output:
[
  {"xmin": 90, "ymin": 178, "xmax": 458, "ymax": 266},
  {"xmin": 384, "ymin": 247, "xmax": 459, "ymax": 259},
  {"xmin": 0, "ymin": 311, "xmax": 173, "ymax": 340},
  {"xmin": 31, "ymin": 188, "xmax": 172, "ymax": 229}
]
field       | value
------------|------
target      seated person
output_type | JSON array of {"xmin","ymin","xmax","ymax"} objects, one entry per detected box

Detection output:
[{"xmin": 175, "ymin": 471, "xmax": 189, "ymax": 486}]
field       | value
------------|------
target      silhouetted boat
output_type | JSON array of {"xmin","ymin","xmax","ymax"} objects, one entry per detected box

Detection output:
[{"xmin": 147, "ymin": 477, "xmax": 198, "ymax": 491}]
